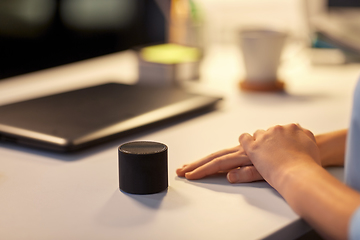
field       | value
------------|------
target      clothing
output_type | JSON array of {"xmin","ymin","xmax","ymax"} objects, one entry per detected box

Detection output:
[
  {"xmin": 350, "ymin": 207, "xmax": 360, "ymax": 240},
  {"xmin": 345, "ymin": 78, "xmax": 360, "ymax": 239}
]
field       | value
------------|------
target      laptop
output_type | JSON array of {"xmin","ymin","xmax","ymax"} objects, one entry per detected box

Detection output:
[
  {"xmin": 0, "ymin": 1, "xmax": 223, "ymax": 152},
  {"xmin": 0, "ymin": 83, "xmax": 221, "ymax": 152}
]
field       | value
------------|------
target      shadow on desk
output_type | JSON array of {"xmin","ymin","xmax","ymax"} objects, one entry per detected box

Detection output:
[
  {"xmin": 176, "ymin": 174, "xmax": 292, "ymax": 217},
  {"xmin": 96, "ymin": 187, "xmax": 188, "ymax": 228},
  {"xmin": 177, "ymin": 174, "xmax": 324, "ymax": 240}
]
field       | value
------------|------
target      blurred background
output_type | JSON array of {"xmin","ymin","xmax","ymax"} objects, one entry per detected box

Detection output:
[{"xmin": 1, "ymin": 0, "xmax": 360, "ymax": 82}]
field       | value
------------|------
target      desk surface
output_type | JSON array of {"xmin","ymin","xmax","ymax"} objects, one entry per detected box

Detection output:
[{"xmin": 0, "ymin": 45, "xmax": 360, "ymax": 240}]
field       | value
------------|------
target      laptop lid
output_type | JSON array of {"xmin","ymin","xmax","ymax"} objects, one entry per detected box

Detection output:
[{"xmin": 0, "ymin": 83, "xmax": 221, "ymax": 152}]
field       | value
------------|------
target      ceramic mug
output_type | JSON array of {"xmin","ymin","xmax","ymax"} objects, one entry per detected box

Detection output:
[{"xmin": 239, "ymin": 29, "xmax": 287, "ymax": 91}]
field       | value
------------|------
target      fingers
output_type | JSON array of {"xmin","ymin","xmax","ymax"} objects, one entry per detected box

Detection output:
[
  {"xmin": 177, "ymin": 123, "xmax": 316, "ymax": 184},
  {"xmin": 238, "ymin": 133, "xmax": 255, "ymax": 154},
  {"xmin": 183, "ymin": 150, "xmax": 251, "ymax": 180},
  {"xmin": 252, "ymin": 129, "xmax": 266, "ymax": 141},
  {"xmin": 176, "ymin": 145, "xmax": 241, "ymax": 177},
  {"xmin": 238, "ymin": 133, "xmax": 253, "ymax": 144},
  {"xmin": 227, "ymin": 166, "xmax": 263, "ymax": 183}
]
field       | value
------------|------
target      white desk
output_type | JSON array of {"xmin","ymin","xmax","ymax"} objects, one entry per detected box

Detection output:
[{"xmin": 1, "ymin": 45, "xmax": 360, "ymax": 240}]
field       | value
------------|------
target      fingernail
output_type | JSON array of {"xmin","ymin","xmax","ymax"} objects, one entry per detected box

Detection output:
[
  {"xmin": 185, "ymin": 172, "xmax": 190, "ymax": 178},
  {"xmin": 227, "ymin": 172, "xmax": 238, "ymax": 183}
]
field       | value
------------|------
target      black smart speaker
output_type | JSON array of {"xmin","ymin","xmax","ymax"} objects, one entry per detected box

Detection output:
[{"xmin": 118, "ymin": 141, "xmax": 168, "ymax": 194}]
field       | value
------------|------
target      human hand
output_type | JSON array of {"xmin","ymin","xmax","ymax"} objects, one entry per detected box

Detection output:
[
  {"xmin": 176, "ymin": 145, "xmax": 263, "ymax": 183},
  {"xmin": 239, "ymin": 124, "xmax": 321, "ymax": 189}
]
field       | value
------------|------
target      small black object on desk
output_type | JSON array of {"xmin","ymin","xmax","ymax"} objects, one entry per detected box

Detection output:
[{"xmin": 118, "ymin": 141, "xmax": 168, "ymax": 194}]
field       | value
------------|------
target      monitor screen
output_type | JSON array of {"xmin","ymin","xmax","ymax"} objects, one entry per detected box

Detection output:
[
  {"xmin": 328, "ymin": 0, "xmax": 360, "ymax": 7},
  {"xmin": 0, "ymin": 0, "xmax": 169, "ymax": 80}
]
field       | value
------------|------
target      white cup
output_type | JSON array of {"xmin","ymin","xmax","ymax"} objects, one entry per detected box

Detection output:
[{"xmin": 239, "ymin": 29, "xmax": 286, "ymax": 90}]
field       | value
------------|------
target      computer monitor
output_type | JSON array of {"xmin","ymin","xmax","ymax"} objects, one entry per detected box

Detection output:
[{"xmin": 0, "ymin": 0, "xmax": 169, "ymax": 80}]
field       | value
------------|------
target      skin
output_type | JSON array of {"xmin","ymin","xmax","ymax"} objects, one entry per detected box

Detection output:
[
  {"xmin": 176, "ymin": 125, "xmax": 360, "ymax": 239},
  {"xmin": 176, "ymin": 129, "xmax": 348, "ymax": 183}
]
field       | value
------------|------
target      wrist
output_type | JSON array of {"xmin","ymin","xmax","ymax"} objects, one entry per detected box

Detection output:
[
  {"xmin": 271, "ymin": 158, "xmax": 322, "ymax": 198},
  {"xmin": 315, "ymin": 133, "xmax": 329, "ymax": 166}
]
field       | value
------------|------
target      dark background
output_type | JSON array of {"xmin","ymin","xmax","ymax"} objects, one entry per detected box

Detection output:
[
  {"xmin": 0, "ymin": 0, "xmax": 168, "ymax": 80},
  {"xmin": 328, "ymin": 0, "xmax": 360, "ymax": 7}
]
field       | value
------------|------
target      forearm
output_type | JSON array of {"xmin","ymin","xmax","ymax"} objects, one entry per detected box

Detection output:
[
  {"xmin": 316, "ymin": 129, "xmax": 347, "ymax": 167},
  {"xmin": 278, "ymin": 161, "xmax": 360, "ymax": 239}
]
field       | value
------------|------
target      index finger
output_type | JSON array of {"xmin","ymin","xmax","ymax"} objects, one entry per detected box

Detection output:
[
  {"xmin": 184, "ymin": 150, "xmax": 251, "ymax": 180},
  {"xmin": 176, "ymin": 145, "xmax": 241, "ymax": 177},
  {"xmin": 239, "ymin": 133, "xmax": 255, "ymax": 150}
]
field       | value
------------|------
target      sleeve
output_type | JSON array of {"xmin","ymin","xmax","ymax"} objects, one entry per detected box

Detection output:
[
  {"xmin": 345, "ymin": 78, "xmax": 360, "ymax": 191},
  {"xmin": 350, "ymin": 206, "xmax": 360, "ymax": 240}
]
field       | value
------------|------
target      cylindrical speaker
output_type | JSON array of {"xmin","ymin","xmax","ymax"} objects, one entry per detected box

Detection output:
[{"xmin": 118, "ymin": 141, "xmax": 168, "ymax": 194}]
